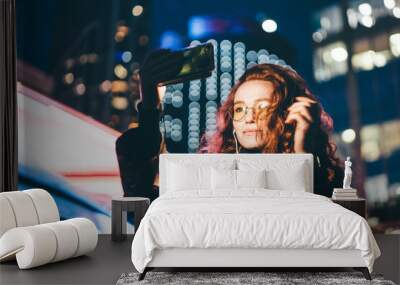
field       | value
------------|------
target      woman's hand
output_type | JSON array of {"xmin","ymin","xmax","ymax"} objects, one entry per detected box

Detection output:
[
  {"xmin": 285, "ymin": 96, "xmax": 319, "ymax": 153},
  {"xmin": 139, "ymin": 49, "xmax": 183, "ymax": 110}
]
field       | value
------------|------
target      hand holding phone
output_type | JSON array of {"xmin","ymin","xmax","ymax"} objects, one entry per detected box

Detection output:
[
  {"xmin": 138, "ymin": 49, "xmax": 184, "ymax": 109},
  {"xmin": 157, "ymin": 43, "xmax": 215, "ymax": 86},
  {"xmin": 138, "ymin": 44, "xmax": 215, "ymax": 109}
]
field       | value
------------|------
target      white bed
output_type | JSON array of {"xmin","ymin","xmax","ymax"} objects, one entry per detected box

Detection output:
[{"xmin": 131, "ymin": 154, "xmax": 380, "ymax": 280}]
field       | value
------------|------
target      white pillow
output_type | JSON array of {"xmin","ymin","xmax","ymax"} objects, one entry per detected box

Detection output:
[
  {"xmin": 166, "ymin": 158, "xmax": 236, "ymax": 192},
  {"xmin": 238, "ymin": 158, "xmax": 307, "ymax": 191},
  {"xmin": 266, "ymin": 164, "xmax": 306, "ymax": 191},
  {"xmin": 236, "ymin": 169, "xmax": 267, "ymax": 189},
  {"xmin": 167, "ymin": 162, "xmax": 211, "ymax": 191},
  {"xmin": 211, "ymin": 168, "xmax": 268, "ymax": 190},
  {"xmin": 211, "ymin": 168, "xmax": 236, "ymax": 190}
]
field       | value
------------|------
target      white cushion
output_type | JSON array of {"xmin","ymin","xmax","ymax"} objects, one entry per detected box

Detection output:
[
  {"xmin": 0, "ymin": 218, "xmax": 97, "ymax": 269},
  {"xmin": 1, "ymin": 191, "xmax": 39, "ymax": 227},
  {"xmin": 0, "ymin": 189, "xmax": 60, "ymax": 238},
  {"xmin": 167, "ymin": 158, "xmax": 235, "ymax": 192},
  {"xmin": 67, "ymin": 218, "xmax": 98, "ymax": 257},
  {"xmin": 24, "ymin": 189, "xmax": 60, "ymax": 224},
  {"xmin": 167, "ymin": 162, "xmax": 211, "ymax": 191},
  {"xmin": 0, "ymin": 225, "xmax": 57, "ymax": 268},
  {"xmin": 0, "ymin": 196, "xmax": 17, "ymax": 237},
  {"xmin": 238, "ymin": 158, "xmax": 308, "ymax": 192},
  {"xmin": 211, "ymin": 168, "xmax": 236, "ymax": 190},
  {"xmin": 236, "ymin": 169, "xmax": 267, "ymax": 189},
  {"xmin": 42, "ymin": 221, "xmax": 79, "ymax": 262},
  {"xmin": 211, "ymin": 168, "xmax": 268, "ymax": 190},
  {"xmin": 161, "ymin": 156, "xmax": 236, "ymax": 194}
]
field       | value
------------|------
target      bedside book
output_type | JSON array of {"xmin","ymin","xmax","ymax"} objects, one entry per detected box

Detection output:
[
  {"xmin": 333, "ymin": 188, "xmax": 357, "ymax": 193},
  {"xmin": 332, "ymin": 195, "xmax": 359, "ymax": 200},
  {"xmin": 332, "ymin": 188, "xmax": 358, "ymax": 200}
]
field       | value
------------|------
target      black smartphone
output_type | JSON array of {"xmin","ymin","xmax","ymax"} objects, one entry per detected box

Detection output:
[{"xmin": 158, "ymin": 43, "xmax": 215, "ymax": 86}]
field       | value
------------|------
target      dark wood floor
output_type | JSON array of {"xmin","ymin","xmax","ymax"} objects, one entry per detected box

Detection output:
[
  {"xmin": 0, "ymin": 235, "xmax": 134, "ymax": 285},
  {"xmin": 0, "ymin": 234, "xmax": 398, "ymax": 285}
]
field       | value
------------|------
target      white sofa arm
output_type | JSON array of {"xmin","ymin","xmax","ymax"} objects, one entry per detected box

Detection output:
[
  {"xmin": 0, "ymin": 218, "xmax": 98, "ymax": 269},
  {"xmin": 0, "ymin": 225, "xmax": 57, "ymax": 268},
  {"xmin": 24, "ymin": 189, "xmax": 60, "ymax": 224},
  {"xmin": 0, "ymin": 189, "xmax": 59, "ymax": 237}
]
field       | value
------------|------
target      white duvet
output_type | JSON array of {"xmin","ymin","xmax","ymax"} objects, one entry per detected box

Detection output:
[{"xmin": 131, "ymin": 189, "xmax": 380, "ymax": 273}]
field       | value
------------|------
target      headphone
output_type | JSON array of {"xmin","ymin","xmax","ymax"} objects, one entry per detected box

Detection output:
[{"xmin": 233, "ymin": 129, "xmax": 239, "ymax": 154}]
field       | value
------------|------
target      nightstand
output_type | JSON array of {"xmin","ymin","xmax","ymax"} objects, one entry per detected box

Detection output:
[
  {"xmin": 111, "ymin": 197, "xmax": 150, "ymax": 242},
  {"xmin": 331, "ymin": 198, "xmax": 367, "ymax": 218}
]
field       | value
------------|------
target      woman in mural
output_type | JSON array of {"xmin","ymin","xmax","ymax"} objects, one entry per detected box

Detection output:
[{"xmin": 116, "ymin": 50, "xmax": 343, "ymax": 201}]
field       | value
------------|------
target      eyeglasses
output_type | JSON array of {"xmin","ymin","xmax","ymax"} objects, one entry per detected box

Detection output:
[{"xmin": 232, "ymin": 100, "xmax": 270, "ymax": 122}]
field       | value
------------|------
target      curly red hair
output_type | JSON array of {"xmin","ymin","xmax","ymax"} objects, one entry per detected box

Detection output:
[{"xmin": 200, "ymin": 64, "xmax": 343, "ymax": 195}]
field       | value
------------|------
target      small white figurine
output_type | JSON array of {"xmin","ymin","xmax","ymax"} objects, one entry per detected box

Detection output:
[{"xmin": 343, "ymin": 157, "xmax": 352, "ymax": 189}]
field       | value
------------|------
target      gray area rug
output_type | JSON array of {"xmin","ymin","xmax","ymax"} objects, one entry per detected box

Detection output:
[{"xmin": 116, "ymin": 271, "xmax": 396, "ymax": 285}]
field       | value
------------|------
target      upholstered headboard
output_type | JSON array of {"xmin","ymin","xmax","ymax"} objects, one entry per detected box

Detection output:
[{"xmin": 159, "ymin": 153, "xmax": 314, "ymax": 196}]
